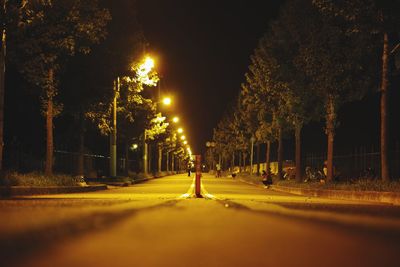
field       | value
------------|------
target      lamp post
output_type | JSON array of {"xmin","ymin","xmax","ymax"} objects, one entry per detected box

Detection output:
[
  {"xmin": 206, "ymin": 141, "xmax": 216, "ymax": 171},
  {"xmin": 111, "ymin": 56, "xmax": 156, "ymax": 178},
  {"xmin": 143, "ymin": 97, "xmax": 172, "ymax": 176},
  {"xmin": 110, "ymin": 77, "xmax": 120, "ymax": 177}
]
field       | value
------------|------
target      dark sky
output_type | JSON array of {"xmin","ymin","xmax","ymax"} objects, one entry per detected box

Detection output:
[{"xmin": 136, "ymin": 1, "xmax": 284, "ymax": 154}]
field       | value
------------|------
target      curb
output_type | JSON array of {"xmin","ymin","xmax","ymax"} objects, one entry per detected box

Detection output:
[
  {"xmin": 271, "ymin": 185, "xmax": 400, "ymax": 205},
  {"xmin": 0, "ymin": 185, "xmax": 108, "ymax": 197},
  {"xmin": 238, "ymin": 176, "xmax": 400, "ymax": 205}
]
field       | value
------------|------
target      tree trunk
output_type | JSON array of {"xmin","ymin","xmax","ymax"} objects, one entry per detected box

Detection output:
[
  {"xmin": 45, "ymin": 70, "xmax": 54, "ymax": 176},
  {"xmin": 124, "ymin": 142, "xmax": 129, "ymax": 176},
  {"xmin": 238, "ymin": 151, "xmax": 242, "ymax": 172},
  {"xmin": 265, "ymin": 141, "xmax": 271, "ymax": 175},
  {"xmin": 77, "ymin": 119, "xmax": 85, "ymax": 177},
  {"xmin": 242, "ymin": 152, "xmax": 246, "ymax": 172},
  {"xmin": 231, "ymin": 151, "xmax": 235, "ymax": 171},
  {"xmin": 256, "ymin": 143, "xmax": 260, "ymax": 175},
  {"xmin": 171, "ymin": 153, "xmax": 175, "ymax": 172},
  {"xmin": 148, "ymin": 143, "xmax": 152, "ymax": 173},
  {"xmin": 166, "ymin": 151, "xmax": 169, "ymax": 172},
  {"xmin": 277, "ymin": 127, "xmax": 283, "ymax": 180},
  {"xmin": 380, "ymin": 32, "xmax": 390, "ymax": 182},
  {"xmin": 157, "ymin": 143, "xmax": 162, "ymax": 173},
  {"xmin": 295, "ymin": 123, "xmax": 302, "ymax": 182},
  {"xmin": 0, "ymin": 21, "xmax": 6, "ymax": 171},
  {"xmin": 326, "ymin": 95, "xmax": 335, "ymax": 182}
]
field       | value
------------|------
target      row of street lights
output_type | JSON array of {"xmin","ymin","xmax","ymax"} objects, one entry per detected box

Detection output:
[{"xmin": 110, "ymin": 55, "xmax": 192, "ymax": 177}]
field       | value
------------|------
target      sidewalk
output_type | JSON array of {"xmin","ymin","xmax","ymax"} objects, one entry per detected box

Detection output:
[
  {"xmin": 237, "ymin": 174, "xmax": 400, "ymax": 205},
  {"xmin": 0, "ymin": 184, "xmax": 107, "ymax": 197},
  {"xmin": 0, "ymin": 171, "xmax": 182, "ymax": 197}
]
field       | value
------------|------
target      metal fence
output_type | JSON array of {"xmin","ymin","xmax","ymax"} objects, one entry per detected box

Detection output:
[
  {"xmin": 5, "ymin": 148, "xmax": 140, "ymax": 177},
  {"xmin": 304, "ymin": 146, "xmax": 400, "ymax": 180}
]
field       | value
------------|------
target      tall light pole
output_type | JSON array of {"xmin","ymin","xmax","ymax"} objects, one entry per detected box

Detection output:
[
  {"xmin": 110, "ymin": 77, "xmax": 120, "ymax": 177},
  {"xmin": 143, "ymin": 97, "xmax": 171, "ymax": 176},
  {"xmin": 111, "ymin": 55, "xmax": 156, "ymax": 178},
  {"xmin": 206, "ymin": 141, "xmax": 216, "ymax": 171}
]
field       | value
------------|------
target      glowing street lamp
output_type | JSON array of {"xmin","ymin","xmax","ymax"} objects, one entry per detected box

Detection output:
[
  {"xmin": 162, "ymin": 97, "xmax": 172, "ymax": 106},
  {"xmin": 138, "ymin": 56, "xmax": 155, "ymax": 76},
  {"xmin": 172, "ymin": 116, "xmax": 179, "ymax": 123}
]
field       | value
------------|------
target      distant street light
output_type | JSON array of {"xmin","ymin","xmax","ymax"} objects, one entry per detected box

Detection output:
[
  {"xmin": 144, "ymin": 95, "xmax": 172, "ymax": 175},
  {"xmin": 177, "ymin": 128, "xmax": 183, "ymax": 134},
  {"xmin": 172, "ymin": 116, "xmax": 179, "ymax": 123},
  {"xmin": 206, "ymin": 141, "xmax": 216, "ymax": 171}
]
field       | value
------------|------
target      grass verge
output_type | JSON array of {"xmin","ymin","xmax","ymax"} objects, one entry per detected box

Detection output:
[
  {"xmin": 0, "ymin": 172, "xmax": 83, "ymax": 187},
  {"xmin": 238, "ymin": 173, "xmax": 400, "ymax": 193}
]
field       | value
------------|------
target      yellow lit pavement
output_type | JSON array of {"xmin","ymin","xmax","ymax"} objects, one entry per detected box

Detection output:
[{"xmin": 1, "ymin": 173, "xmax": 400, "ymax": 267}]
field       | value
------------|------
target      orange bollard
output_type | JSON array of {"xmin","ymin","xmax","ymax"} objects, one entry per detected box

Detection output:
[{"xmin": 195, "ymin": 155, "xmax": 202, "ymax": 198}]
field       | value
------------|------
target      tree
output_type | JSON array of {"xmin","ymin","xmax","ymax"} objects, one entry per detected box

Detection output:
[
  {"xmin": 290, "ymin": 0, "xmax": 377, "ymax": 181},
  {"xmin": 87, "ymin": 55, "xmax": 159, "ymax": 175},
  {"xmin": 312, "ymin": 0, "xmax": 400, "ymax": 181},
  {"xmin": 0, "ymin": 0, "xmax": 6, "ymax": 171},
  {"xmin": 245, "ymin": 33, "xmax": 290, "ymax": 180},
  {"xmin": 266, "ymin": 1, "xmax": 322, "ymax": 182},
  {"xmin": 9, "ymin": 0, "xmax": 110, "ymax": 175}
]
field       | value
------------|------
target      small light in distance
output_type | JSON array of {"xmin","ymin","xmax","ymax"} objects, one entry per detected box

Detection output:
[
  {"xmin": 181, "ymin": 135, "xmax": 186, "ymax": 140},
  {"xmin": 172, "ymin": 117, "xmax": 179, "ymax": 123},
  {"xmin": 178, "ymin": 128, "xmax": 183, "ymax": 133},
  {"xmin": 131, "ymin": 144, "xmax": 138, "ymax": 150}
]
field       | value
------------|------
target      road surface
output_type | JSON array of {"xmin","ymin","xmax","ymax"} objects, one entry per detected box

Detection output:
[{"xmin": 1, "ymin": 173, "xmax": 400, "ymax": 267}]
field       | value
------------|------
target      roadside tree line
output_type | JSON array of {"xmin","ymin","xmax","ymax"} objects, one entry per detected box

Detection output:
[
  {"xmin": 1, "ymin": 1, "xmax": 189, "ymax": 177},
  {"xmin": 212, "ymin": 0, "xmax": 400, "ymax": 182}
]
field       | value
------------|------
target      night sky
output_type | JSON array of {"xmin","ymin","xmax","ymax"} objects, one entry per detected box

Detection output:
[{"xmin": 136, "ymin": 1, "xmax": 284, "ymax": 154}]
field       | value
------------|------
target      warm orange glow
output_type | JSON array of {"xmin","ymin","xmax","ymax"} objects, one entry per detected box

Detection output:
[
  {"xmin": 163, "ymin": 97, "xmax": 172, "ymax": 106},
  {"xmin": 142, "ymin": 57, "xmax": 155, "ymax": 73},
  {"xmin": 172, "ymin": 116, "xmax": 179, "ymax": 123},
  {"xmin": 181, "ymin": 135, "xmax": 186, "ymax": 140},
  {"xmin": 177, "ymin": 128, "xmax": 183, "ymax": 133}
]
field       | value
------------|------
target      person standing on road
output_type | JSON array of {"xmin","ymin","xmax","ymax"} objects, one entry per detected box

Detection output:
[
  {"xmin": 187, "ymin": 163, "xmax": 191, "ymax": 177},
  {"xmin": 216, "ymin": 163, "xmax": 222, "ymax": 178}
]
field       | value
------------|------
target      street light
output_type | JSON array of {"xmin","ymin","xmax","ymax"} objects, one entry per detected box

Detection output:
[
  {"xmin": 162, "ymin": 97, "xmax": 172, "ymax": 106},
  {"xmin": 172, "ymin": 116, "xmax": 179, "ymax": 123},
  {"xmin": 111, "ymin": 55, "xmax": 156, "ymax": 177},
  {"xmin": 206, "ymin": 141, "xmax": 216, "ymax": 171},
  {"xmin": 177, "ymin": 128, "xmax": 183, "ymax": 134},
  {"xmin": 144, "ymin": 96, "xmax": 173, "ymax": 176}
]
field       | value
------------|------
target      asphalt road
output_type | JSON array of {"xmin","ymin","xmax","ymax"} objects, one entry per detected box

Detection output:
[{"xmin": 1, "ymin": 173, "xmax": 400, "ymax": 267}]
